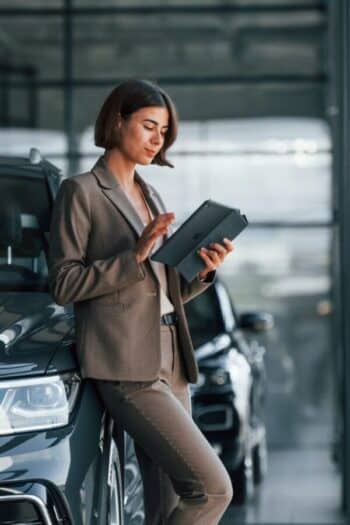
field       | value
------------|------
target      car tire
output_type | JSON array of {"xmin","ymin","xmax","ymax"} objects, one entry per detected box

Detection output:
[
  {"xmin": 229, "ymin": 450, "xmax": 254, "ymax": 505},
  {"xmin": 107, "ymin": 439, "xmax": 124, "ymax": 525},
  {"xmin": 252, "ymin": 433, "xmax": 268, "ymax": 485}
]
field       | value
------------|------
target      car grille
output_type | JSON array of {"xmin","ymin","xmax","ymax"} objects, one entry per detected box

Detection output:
[
  {"xmin": 195, "ymin": 404, "xmax": 234, "ymax": 431},
  {"xmin": 0, "ymin": 495, "xmax": 53, "ymax": 525}
]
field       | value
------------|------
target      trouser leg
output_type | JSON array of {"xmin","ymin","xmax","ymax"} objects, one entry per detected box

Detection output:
[
  {"xmin": 94, "ymin": 379, "xmax": 233, "ymax": 525},
  {"xmin": 133, "ymin": 384, "xmax": 191, "ymax": 524},
  {"xmin": 134, "ymin": 444, "xmax": 178, "ymax": 525}
]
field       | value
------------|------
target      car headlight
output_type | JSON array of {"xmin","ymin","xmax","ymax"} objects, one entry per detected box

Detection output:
[
  {"xmin": 0, "ymin": 373, "xmax": 81, "ymax": 435},
  {"xmin": 209, "ymin": 369, "xmax": 230, "ymax": 386}
]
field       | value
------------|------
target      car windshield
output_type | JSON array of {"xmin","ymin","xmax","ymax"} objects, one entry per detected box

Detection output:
[
  {"xmin": 0, "ymin": 170, "xmax": 53, "ymax": 293},
  {"xmin": 0, "ymin": 227, "xmax": 48, "ymax": 292},
  {"xmin": 184, "ymin": 286, "xmax": 225, "ymax": 349}
]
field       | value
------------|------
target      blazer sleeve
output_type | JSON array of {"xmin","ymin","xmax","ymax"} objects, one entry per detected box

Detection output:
[
  {"xmin": 179, "ymin": 271, "xmax": 216, "ymax": 305},
  {"xmin": 148, "ymin": 184, "xmax": 216, "ymax": 304},
  {"xmin": 48, "ymin": 178, "xmax": 145, "ymax": 306}
]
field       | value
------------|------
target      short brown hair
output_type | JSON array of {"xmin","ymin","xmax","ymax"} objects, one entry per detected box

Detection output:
[{"xmin": 94, "ymin": 79, "xmax": 178, "ymax": 168}]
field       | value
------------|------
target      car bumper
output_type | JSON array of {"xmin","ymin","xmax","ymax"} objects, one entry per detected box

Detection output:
[
  {"xmin": 192, "ymin": 393, "xmax": 248, "ymax": 469},
  {"xmin": 0, "ymin": 483, "xmax": 69, "ymax": 525}
]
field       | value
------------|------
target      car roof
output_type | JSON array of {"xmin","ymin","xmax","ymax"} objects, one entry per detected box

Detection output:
[{"xmin": 0, "ymin": 153, "xmax": 62, "ymax": 179}]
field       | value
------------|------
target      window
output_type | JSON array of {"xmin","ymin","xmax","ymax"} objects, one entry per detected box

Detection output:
[{"xmin": 185, "ymin": 286, "xmax": 224, "ymax": 348}]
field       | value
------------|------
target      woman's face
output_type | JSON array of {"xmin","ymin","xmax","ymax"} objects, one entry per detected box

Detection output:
[{"xmin": 117, "ymin": 106, "xmax": 169, "ymax": 165}]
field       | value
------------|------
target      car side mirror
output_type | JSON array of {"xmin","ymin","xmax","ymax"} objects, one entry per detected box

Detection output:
[{"xmin": 238, "ymin": 312, "xmax": 274, "ymax": 332}]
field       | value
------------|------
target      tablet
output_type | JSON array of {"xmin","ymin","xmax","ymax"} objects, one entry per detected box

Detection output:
[{"xmin": 151, "ymin": 199, "xmax": 248, "ymax": 282}]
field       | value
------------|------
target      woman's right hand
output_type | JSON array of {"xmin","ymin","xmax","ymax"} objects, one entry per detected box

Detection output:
[{"xmin": 135, "ymin": 212, "xmax": 175, "ymax": 263}]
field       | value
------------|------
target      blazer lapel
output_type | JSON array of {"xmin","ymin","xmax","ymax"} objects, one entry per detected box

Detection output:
[
  {"xmin": 91, "ymin": 156, "xmax": 145, "ymax": 238},
  {"xmin": 91, "ymin": 156, "xmax": 167, "ymax": 288}
]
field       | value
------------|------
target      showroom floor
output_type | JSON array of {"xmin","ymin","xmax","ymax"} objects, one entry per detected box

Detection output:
[{"xmin": 220, "ymin": 448, "xmax": 346, "ymax": 524}]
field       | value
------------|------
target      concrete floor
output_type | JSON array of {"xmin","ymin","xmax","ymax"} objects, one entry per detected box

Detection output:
[{"xmin": 220, "ymin": 448, "xmax": 346, "ymax": 524}]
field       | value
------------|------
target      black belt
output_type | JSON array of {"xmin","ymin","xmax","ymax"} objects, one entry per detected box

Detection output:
[{"xmin": 160, "ymin": 312, "xmax": 178, "ymax": 325}]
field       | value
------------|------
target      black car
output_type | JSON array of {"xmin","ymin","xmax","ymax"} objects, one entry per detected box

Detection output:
[
  {"xmin": 0, "ymin": 150, "xmax": 144, "ymax": 525},
  {"xmin": 185, "ymin": 279, "xmax": 274, "ymax": 504}
]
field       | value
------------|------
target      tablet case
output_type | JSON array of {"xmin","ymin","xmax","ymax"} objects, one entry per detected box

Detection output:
[{"xmin": 151, "ymin": 199, "xmax": 248, "ymax": 282}]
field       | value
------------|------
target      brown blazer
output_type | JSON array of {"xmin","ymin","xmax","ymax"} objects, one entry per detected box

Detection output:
[{"xmin": 48, "ymin": 156, "xmax": 214, "ymax": 383}]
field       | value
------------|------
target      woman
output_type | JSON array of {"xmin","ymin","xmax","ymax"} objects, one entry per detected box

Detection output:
[{"xmin": 48, "ymin": 79, "xmax": 234, "ymax": 525}]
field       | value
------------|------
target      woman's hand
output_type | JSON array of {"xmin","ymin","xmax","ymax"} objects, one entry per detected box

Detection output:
[
  {"xmin": 197, "ymin": 238, "xmax": 234, "ymax": 280},
  {"xmin": 135, "ymin": 213, "xmax": 175, "ymax": 263}
]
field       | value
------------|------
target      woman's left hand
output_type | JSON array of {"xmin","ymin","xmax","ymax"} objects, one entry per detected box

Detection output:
[{"xmin": 197, "ymin": 237, "xmax": 234, "ymax": 280}]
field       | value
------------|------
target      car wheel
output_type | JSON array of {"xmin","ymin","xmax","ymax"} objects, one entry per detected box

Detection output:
[
  {"xmin": 252, "ymin": 433, "xmax": 268, "ymax": 485},
  {"xmin": 107, "ymin": 439, "xmax": 124, "ymax": 525},
  {"xmin": 229, "ymin": 450, "xmax": 254, "ymax": 505}
]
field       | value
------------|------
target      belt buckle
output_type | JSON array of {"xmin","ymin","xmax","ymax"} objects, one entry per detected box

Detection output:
[
  {"xmin": 161, "ymin": 313, "xmax": 176, "ymax": 325},
  {"xmin": 163, "ymin": 313, "xmax": 170, "ymax": 325}
]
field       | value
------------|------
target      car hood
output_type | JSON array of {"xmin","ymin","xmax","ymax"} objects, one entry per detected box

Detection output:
[{"xmin": 0, "ymin": 292, "xmax": 75, "ymax": 379}]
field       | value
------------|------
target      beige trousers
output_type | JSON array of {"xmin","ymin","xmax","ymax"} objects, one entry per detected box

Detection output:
[{"xmin": 94, "ymin": 324, "xmax": 233, "ymax": 525}]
